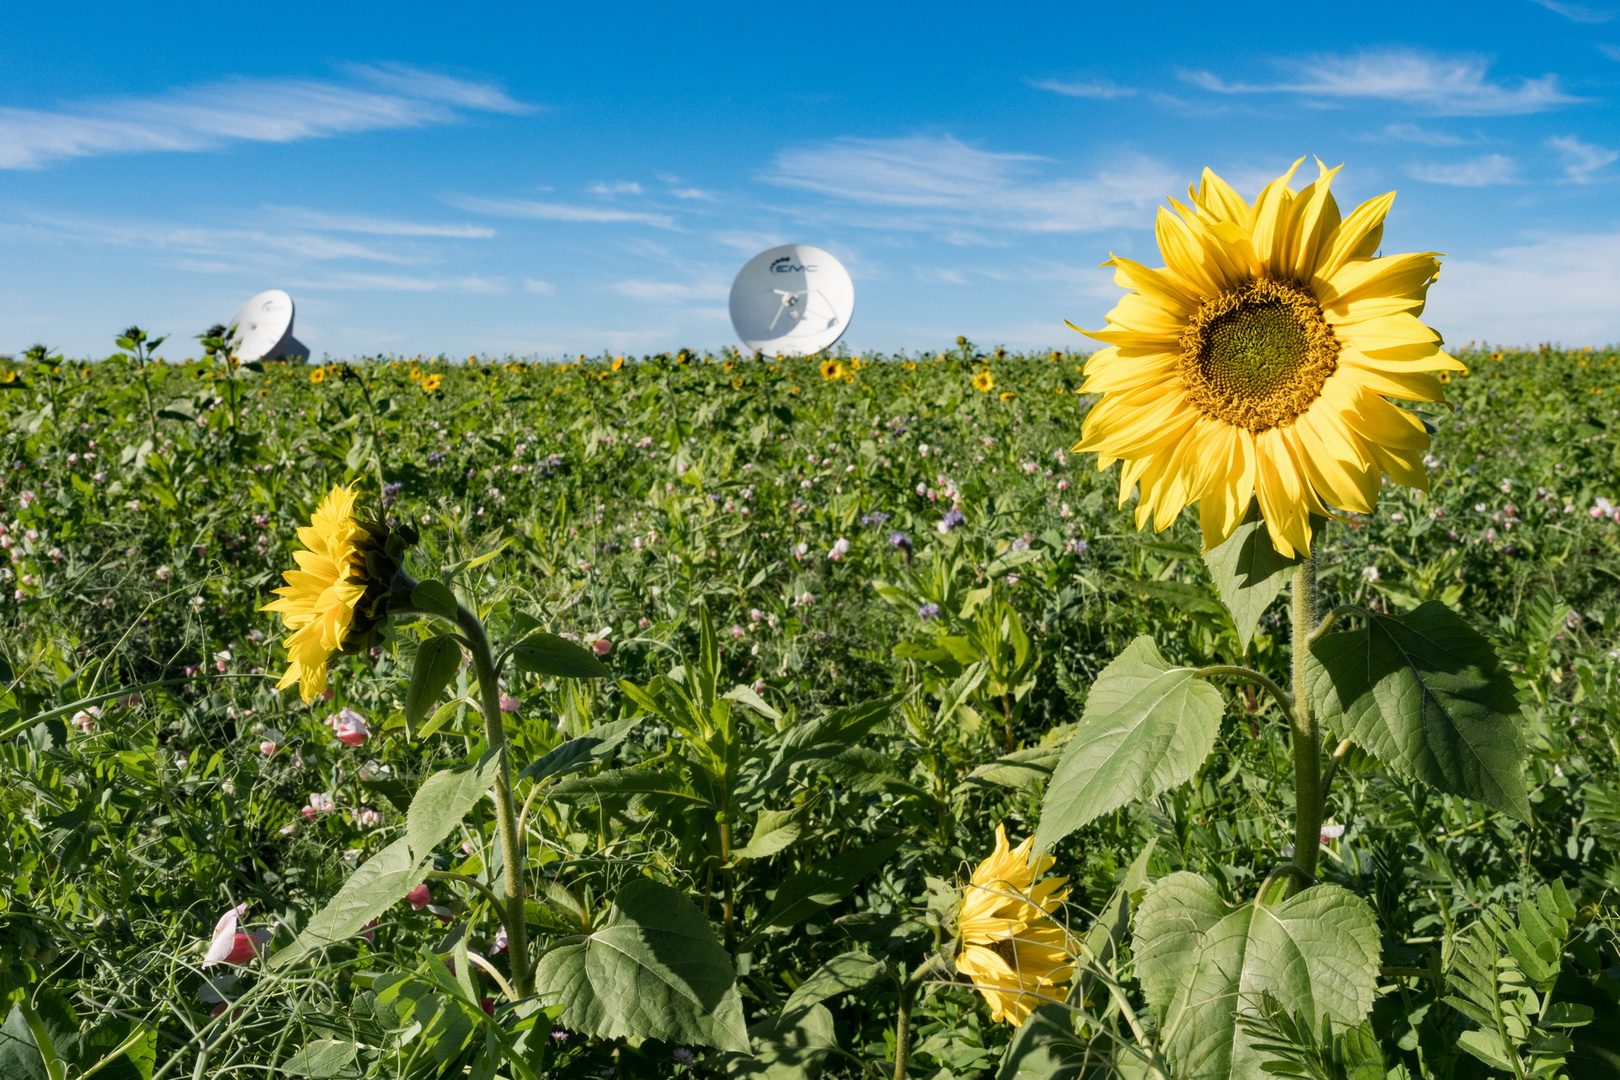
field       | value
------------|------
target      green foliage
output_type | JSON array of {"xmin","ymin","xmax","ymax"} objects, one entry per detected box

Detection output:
[
  {"xmin": 0, "ymin": 343, "xmax": 1618, "ymax": 1077},
  {"xmin": 1308, "ymin": 601, "xmax": 1530, "ymax": 820},
  {"xmin": 1034, "ymin": 636, "xmax": 1225, "ymax": 848},
  {"xmin": 1134, "ymin": 873, "xmax": 1382, "ymax": 1080},
  {"xmin": 1444, "ymin": 882, "xmax": 1592, "ymax": 1079}
]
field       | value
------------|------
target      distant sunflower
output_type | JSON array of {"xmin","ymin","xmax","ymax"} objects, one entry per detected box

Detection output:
[
  {"xmin": 611, "ymin": 356, "xmax": 625, "ymax": 371},
  {"xmin": 972, "ymin": 370, "xmax": 995, "ymax": 393},
  {"xmin": 820, "ymin": 359, "xmax": 845, "ymax": 381},
  {"xmin": 309, "ymin": 369, "xmax": 326, "ymax": 385},
  {"xmin": 1072, "ymin": 160, "xmax": 1463, "ymax": 557},
  {"xmin": 409, "ymin": 367, "xmax": 423, "ymax": 381},
  {"xmin": 999, "ymin": 391, "xmax": 1017, "ymax": 401},
  {"xmin": 954, "ymin": 825, "xmax": 1073, "ymax": 1026},
  {"xmin": 262, "ymin": 486, "xmax": 392, "ymax": 702},
  {"xmin": 421, "ymin": 373, "xmax": 443, "ymax": 392}
]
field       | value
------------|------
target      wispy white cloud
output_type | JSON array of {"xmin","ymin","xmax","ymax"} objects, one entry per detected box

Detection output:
[
  {"xmin": 1427, "ymin": 232, "xmax": 1620, "ymax": 345},
  {"xmin": 1378, "ymin": 123, "xmax": 1472, "ymax": 146},
  {"xmin": 1028, "ymin": 77, "xmax": 1136, "ymax": 99},
  {"xmin": 1529, "ymin": 0, "xmax": 1614, "ymax": 22},
  {"xmin": 1548, "ymin": 135, "xmax": 1619, "ymax": 181},
  {"xmin": 0, "ymin": 64, "xmax": 532, "ymax": 170},
  {"xmin": 611, "ymin": 278, "xmax": 729, "ymax": 303},
  {"xmin": 267, "ymin": 206, "xmax": 496, "ymax": 238},
  {"xmin": 763, "ymin": 134, "xmax": 1175, "ymax": 236},
  {"xmin": 523, "ymin": 279, "xmax": 556, "ymax": 295},
  {"xmin": 669, "ymin": 187, "xmax": 717, "ymax": 201},
  {"xmin": 588, "ymin": 181, "xmax": 644, "ymax": 195},
  {"xmin": 19, "ymin": 212, "xmax": 421, "ymax": 264},
  {"xmin": 1601, "ymin": 43, "xmax": 1620, "ymax": 60},
  {"xmin": 447, "ymin": 194, "xmax": 677, "ymax": 229},
  {"xmin": 1409, "ymin": 154, "xmax": 1519, "ymax": 186},
  {"xmin": 291, "ymin": 272, "xmax": 508, "ymax": 294},
  {"xmin": 1184, "ymin": 49, "xmax": 1584, "ymax": 115}
]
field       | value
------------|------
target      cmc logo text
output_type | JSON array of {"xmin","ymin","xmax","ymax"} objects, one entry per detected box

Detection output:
[{"xmin": 770, "ymin": 256, "xmax": 817, "ymax": 273}]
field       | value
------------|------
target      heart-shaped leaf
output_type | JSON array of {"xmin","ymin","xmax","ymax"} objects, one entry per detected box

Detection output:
[
  {"xmin": 1035, "ymin": 637, "xmax": 1223, "ymax": 849},
  {"xmin": 1134, "ymin": 873, "xmax": 1381, "ymax": 1080}
]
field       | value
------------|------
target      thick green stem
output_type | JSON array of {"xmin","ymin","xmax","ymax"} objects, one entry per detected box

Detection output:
[
  {"xmin": 892, "ymin": 958, "xmax": 939, "ymax": 1080},
  {"xmin": 18, "ymin": 997, "xmax": 68, "ymax": 1080},
  {"xmin": 456, "ymin": 601, "xmax": 533, "ymax": 997},
  {"xmin": 1289, "ymin": 547, "xmax": 1322, "ymax": 888}
]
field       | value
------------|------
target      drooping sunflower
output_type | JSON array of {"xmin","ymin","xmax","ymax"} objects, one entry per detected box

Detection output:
[
  {"xmin": 1073, "ymin": 159, "xmax": 1463, "ymax": 557},
  {"xmin": 954, "ymin": 825, "xmax": 1074, "ymax": 1026},
  {"xmin": 262, "ymin": 486, "xmax": 400, "ymax": 702},
  {"xmin": 611, "ymin": 356, "xmax": 625, "ymax": 372}
]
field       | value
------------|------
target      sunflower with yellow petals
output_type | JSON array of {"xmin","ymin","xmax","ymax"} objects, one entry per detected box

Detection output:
[
  {"xmin": 1072, "ymin": 159, "xmax": 1463, "ymax": 558},
  {"xmin": 263, "ymin": 486, "xmax": 405, "ymax": 702},
  {"xmin": 954, "ymin": 825, "xmax": 1074, "ymax": 1026},
  {"xmin": 820, "ymin": 358, "xmax": 845, "ymax": 381},
  {"xmin": 972, "ymin": 370, "xmax": 995, "ymax": 393}
]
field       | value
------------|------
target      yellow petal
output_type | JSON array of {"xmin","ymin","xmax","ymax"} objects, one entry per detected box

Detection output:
[{"xmin": 1314, "ymin": 191, "xmax": 1395, "ymax": 282}]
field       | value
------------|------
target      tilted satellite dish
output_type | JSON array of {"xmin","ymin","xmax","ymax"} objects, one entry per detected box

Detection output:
[
  {"xmin": 229, "ymin": 289, "xmax": 310, "ymax": 362},
  {"xmin": 729, "ymin": 244, "xmax": 854, "ymax": 357}
]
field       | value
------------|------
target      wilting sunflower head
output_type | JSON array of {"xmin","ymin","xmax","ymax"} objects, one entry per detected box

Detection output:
[
  {"xmin": 1072, "ymin": 159, "xmax": 1464, "ymax": 558},
  {"xmin": 953, "ymin": 824, "xmax": 1074, "ymax": 1027},
  {"xmin": 262, "ymin": 485, "xmax": 412, "ymax": 703}
]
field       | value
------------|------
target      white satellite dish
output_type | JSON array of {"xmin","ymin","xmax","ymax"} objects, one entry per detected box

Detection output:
[
  {"xmin": 729, "ymin": 244, "xmax": 854, "ymax": 357},
  {"xmin": 229, "ymin": 289, "xmax": 310, "ymax": 363}
]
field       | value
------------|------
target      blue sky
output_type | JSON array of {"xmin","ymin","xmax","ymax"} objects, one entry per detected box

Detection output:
[{"xmin": 2, "ymin": 0, "xmax": 1617, "ymax": 360}]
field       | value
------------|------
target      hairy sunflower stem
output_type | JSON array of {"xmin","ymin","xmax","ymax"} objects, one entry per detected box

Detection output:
[
  {"xmin": 454, "ymin": 601, "xmax": 534, "ymax": 998},
  {"xmin": 1318, "ymin": 737, "xmax": 1355, "ymax": 813},
  {"xmin": 1289, "ymin": 544, "xmax": 1323, "ymax": 890},
  {"xmin": 1308, "ymin": 604, "xmax": 1365, "ymax": 645},
  {"xmin": 1188, "ymin": 665, "xmax": 1296, "ymax": 726},
  {"xmin": 892, "ymin": 956, "xmax": 945, "ymax": 1080}
]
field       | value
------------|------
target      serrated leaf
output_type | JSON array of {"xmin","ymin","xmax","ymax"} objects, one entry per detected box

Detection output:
[
  {"xmin": 780, "ymin": 952, "xmax": 884, "ymax": 1016},
  {"xmin": 1134, "ymin": 872, "xmax": 1381, "ymax": 1080},
  {"xmin": 512, "ymin": 633, "xmax": 610, "ymax": 679},
  {"xmin": 406, "ymin": 635, "xmax": 463, "ymax": 729},
  {"xmin": 1306, "ymin": 600, "xmax": 1530, "ymax": 821},
  {"xmin": 410, "ymin": 579, "xmax": 459, "ymax": 620},
  {"xmin": 269, "ymin": 836, "xmax": 420, "ymax": 970},
  {"xmin": 1035, "ymin": 637, "xmax": 1224, "ymax": 849},
  {"xmin": 1202, "ymin": 502, "xmax": 1300, "ymax": 653},
  {"xmin": 757, "ymin": 835, "xmax": 905, "ymax": 932},
  {"xmin": 995, "ymin": 1004, "xmax": 1091, "ymax": 1080},
  {"xmin": 406, "ymin": 749, "xmax": 502, "ymax": 862},
  {"xmin": 725, "ymin": 1003, "xmax": 837, "ymax": 1079},
  {"xmin": 518, "ymin": 716, "xmax": 643, "ymax": 784},
  {"xmin": 960, "ymin": 745, "xmax": 1064, "ymax": 792},
  {"xmin": 533, "ymin": 878, "xmax": 750, "ymax": 1052},
  {"xmin": 733, "ymin": 809, "xmax": 805, "ymax": 861}
]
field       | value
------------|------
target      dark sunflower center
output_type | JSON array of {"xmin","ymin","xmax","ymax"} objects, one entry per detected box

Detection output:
[
  {"xmin": 1180, "ymin": 278, "xmax": 1339, "ymax": 432},
  {"xmin": 987, "ymin": 937, "xmax": 1018, "ymax": 966}
]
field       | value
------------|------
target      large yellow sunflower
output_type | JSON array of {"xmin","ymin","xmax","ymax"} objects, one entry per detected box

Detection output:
[
  {"xmin": 1073, "ymin": 159, "xmax": 1463, "ymax": 557},
  {"xmin": 954, "ymin": 825, "xmax": 1074, "ymax": 1026},
  {"xmin": 262, "ymin": 486, "xmax": 376, "ymax": 702}
]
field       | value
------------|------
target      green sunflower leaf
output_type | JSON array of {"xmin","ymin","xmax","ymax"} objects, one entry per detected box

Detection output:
[
  {"xmin": 1034, "ymin": 636, "xmax": 1223, "ymax": 849},
  {"xmin": 534, "ymin": 878, "xmax": 750, "ymax": 1053},
  {"xmin": 405, "ymin": 634, "xmax": 463, "ymax": 731},
  {"xmin": 1202, "ymin": 501, "xmax": 1300, "ymax": 653},
  {"xmin": 1306, "ymin": 600, "xmax": 1529, "ymax": 821},
  {"xmin": 1134, "ymin": 873, "xmax": 1381, "ymax": 1080}
]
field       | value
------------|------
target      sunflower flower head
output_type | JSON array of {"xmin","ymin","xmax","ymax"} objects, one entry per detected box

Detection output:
[
  {"xmin": 973, "ymin": 370, "xmax": 995, "ymax": 393},
  {"xmin": 953, "ymin": 824, "xmax": 1073, "ymax": 1026},
  {"xmin": 1073, "ymin": 159, "xmax": 1464, "ymax": 558},
  {"xmin": 262, "ymin": 485, "xmax": 414, "ymax": 702},
  {"xmin": 820, "ymin": 358, "xmax": 845, "ymax": 382}
]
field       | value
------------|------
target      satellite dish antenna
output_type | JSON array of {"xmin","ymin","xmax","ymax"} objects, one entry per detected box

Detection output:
[
  {"xmin": 729, "ymin": 244, "xmax": 854, "ymax": 357},
  {"xmin": 229, "ymin": 289, "xmax": 310, "ymax": 362}
]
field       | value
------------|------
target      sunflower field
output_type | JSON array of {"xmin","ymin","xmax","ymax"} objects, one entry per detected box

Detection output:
[{"xmin": 4, "ymin": 174, "xmax": 1620, "ymax": 1080}]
